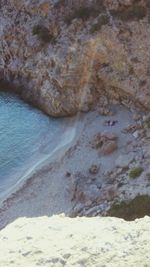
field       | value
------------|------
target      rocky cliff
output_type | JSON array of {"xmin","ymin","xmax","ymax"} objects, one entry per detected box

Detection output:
[
  {"xmin": 0, "ymin": 215, "xmax": 150, "ymax": 266},
  {"xmin": 0, "ymin": 0, "xmax": 150, "ymax": 116}
]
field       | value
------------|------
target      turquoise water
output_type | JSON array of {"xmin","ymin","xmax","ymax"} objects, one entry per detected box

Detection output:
[{"xmin": 0, "ymin": 91, "xmax": 68, "ymax": 196}]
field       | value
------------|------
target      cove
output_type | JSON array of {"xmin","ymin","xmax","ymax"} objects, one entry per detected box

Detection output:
[{"xmin": 0, "ymin": 91, "xmax": 74, "ymax": 200}]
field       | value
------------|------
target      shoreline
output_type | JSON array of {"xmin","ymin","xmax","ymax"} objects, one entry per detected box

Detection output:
[
  {"xmin": 0, "ymin": 113, "xmax": 81, "ymax": 208},
  {"xmin": 0, "ymin": 105, "xmax": 149, "ymax": 229}
]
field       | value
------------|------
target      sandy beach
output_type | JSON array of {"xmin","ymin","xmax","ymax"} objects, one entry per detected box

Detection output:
[
  {"xmin": 0, "ymin": 112, "xmax": 83, "ymax": 228},
  {"xmin": 0, "ymin": 104, "xmax": 149, "ymax": 229}
]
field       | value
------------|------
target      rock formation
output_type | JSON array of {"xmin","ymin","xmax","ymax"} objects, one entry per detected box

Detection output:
[
  {"xmin": 0, "ymin": 215, "xmax": 150, "ymax": 266},
  {"xmin": 0, "ymin": 0, "xmax": 150, "ymax": 116}
]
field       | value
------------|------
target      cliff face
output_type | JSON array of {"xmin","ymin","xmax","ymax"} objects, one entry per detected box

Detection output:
[
  {"xmin": 0, "ymin": 0, "xmax": 150, "ymax": 116},
  {"xmin": 0, "ymin": 215, "xmax": 150, "ymax": 266}
]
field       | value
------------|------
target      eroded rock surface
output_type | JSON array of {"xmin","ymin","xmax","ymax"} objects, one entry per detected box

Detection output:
[
  {"xmin": 0, "ymin": 215, "xmax": 150, "ymax": 267},
  {"xmin": 0, "ymin": 0, "xmax": 150, "ymax": 116}
]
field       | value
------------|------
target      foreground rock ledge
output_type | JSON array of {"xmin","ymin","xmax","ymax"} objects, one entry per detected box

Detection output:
[{"xmin": 0, "ymin": 215, "xmax": 150, "ymax": 267}]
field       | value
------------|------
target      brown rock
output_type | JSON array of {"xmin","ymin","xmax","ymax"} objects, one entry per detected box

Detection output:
[
  {"xmin": 100, "ymin": 140, "xmax": 118, "ymax": 155},
  {"xmin": 101, "ymin": 132, "xmax": 118, "ymax": 140},
  {"xmin": 89, "ymin": 164, "xmax": 99, "ymax": 175}
]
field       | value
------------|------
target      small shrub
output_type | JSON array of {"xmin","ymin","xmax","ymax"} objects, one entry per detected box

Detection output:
[
  {"xmin": 90, "ymin": 14, "xmax": 109, "ymax": 33},
  {"xmin": 139, "ymin": 80, "xmax": 147, "ymax": 87},
  {"xmin": 107, "ymin": 195, "xmax": 150, "ymax": 221},
  {"xmin": 129, "ymin": 65, "xmax": 134, "ymax": 75},
  {"xmin": 146, "ymin": 121, "xmax": 150, "ymax": 128},
  {"xmin": 64, "ymin": 2, "xmax": 105, "ymax": 25},
  {"xmin": 65, "ymin": 7, "xmax": 92, "ymax": 24},
  {"xmin": 54, "ymin": 0, "xmax": 65, "ymax": 8},
  {"xmin": 129, "ymin": 167, "xmax": 144, "ymax": 178},
  {"xmin": 74, "ymin": 6, "xmax": 92, "ymax": 20},
  {"xmin": 110, "ymin": 5, "xmax": 146, "ymax": 21},
  {"xmin": 145, "ymin": 0, "xmax": 150, "ymax": 8},
  {"xmin": 32, "ymin": 25, "xmax": 56, "ymax": 44}
]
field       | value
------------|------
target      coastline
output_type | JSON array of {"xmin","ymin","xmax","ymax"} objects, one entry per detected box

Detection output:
[
  {"xmin": 0, "ymin": 105, "xmax": 149, "ymax": 229},
  {"xmin": 0, "ymin": 114, "xmax": 80, "ymax": 207}
]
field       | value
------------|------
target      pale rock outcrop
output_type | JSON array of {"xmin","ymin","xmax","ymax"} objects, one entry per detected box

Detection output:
[{"xmin": 0, "ymin": 215, "xmax": 150, "ymax": 267}]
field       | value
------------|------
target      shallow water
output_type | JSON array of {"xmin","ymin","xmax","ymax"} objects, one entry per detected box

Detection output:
[{"xmin": 0, "ymin": 91, "xmax": 70, "ymax": 197}]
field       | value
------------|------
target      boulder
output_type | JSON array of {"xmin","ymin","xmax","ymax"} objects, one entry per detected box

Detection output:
[{"xmin": 100, "ymin": 140, "xmax": 118, "ymax": 155}]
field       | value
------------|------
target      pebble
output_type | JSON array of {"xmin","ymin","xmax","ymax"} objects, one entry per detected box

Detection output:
[
  {"xmin": 133, "ymin": 131, "xmax": 139, "ymax": 138},
  {"xmin": 89, "ymin": 164, "xmax": 99, "ymax": 175}
]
